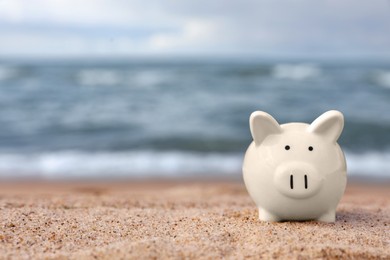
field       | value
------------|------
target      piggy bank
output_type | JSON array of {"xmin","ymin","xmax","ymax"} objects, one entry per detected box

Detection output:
[{"xmin": 242, "ymin": 110, "xmax": 347, "ymax": 222}]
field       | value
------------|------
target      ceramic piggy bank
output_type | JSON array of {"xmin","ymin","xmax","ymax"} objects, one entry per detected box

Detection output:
[{"xmin": 242, "ymin": 110, "xmax": 347, "ymax": 222}]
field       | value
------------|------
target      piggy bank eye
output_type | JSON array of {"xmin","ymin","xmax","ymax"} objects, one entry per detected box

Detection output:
[
  {"xmin": 285, "ymin": 145, "xmax": 290, "ymax": 150},
  {"xmin": 308, "ymin": 146, "xmax": 314, "ymax": 151}
]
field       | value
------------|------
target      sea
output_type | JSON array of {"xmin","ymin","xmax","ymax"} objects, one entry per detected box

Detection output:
[{"xmin": 0, "ymin": 58, "xmax": 389, "ymax": 180}]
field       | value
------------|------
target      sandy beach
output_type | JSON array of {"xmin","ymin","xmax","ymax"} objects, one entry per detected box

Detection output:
[{"xmin": 0, "ymin": 180, "xmax": 388, "ymax": 259}]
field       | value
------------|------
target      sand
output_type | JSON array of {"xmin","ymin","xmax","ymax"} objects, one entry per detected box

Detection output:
[{"xmin": 0, "ymin": 180, "xmax": 388, "ymax": 259}]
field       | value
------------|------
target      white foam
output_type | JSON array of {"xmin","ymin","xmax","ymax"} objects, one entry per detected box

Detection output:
[
  {"xmin": 272, "ymin": 63, "xmax": 321, "ymax": 80},
  {"xmin": 0, "ymin": 151, "xmax": 242, "ymax": 179},
  {"xmin": 345, "ymin": 150, "xmax": 390, "ymax": 177},
  {"xmin": 372, "ymin": 70, "xmax": 390, "ymax": 88},
  {"xmin": 77, "ymin": 69, "xmax": 169, "ymax": 87},
  {"xmin": 132, "ymin": 70, "xmax": 169, "ymax": 87},
  {"xmin": 77, "ymin": 69, "xmax": 122, "ymax": 86},
  {"xmin": 0, "ymin": 150, "xmax": 388, "ymax": 180}
]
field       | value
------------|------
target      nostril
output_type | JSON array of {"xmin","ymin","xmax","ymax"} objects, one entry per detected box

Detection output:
[
  {"xmin": 290, "ymin": 175, "xmax": 294, "ymax": 189},
  {"xmin": 304, "ymin": 175, "xmax": 308, "ymax": 189}
]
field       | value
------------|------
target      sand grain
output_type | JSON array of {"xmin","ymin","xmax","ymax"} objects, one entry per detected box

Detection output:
[{"xmin": 0, "ymin": 181, "xmax": 388, "ymax": 259}]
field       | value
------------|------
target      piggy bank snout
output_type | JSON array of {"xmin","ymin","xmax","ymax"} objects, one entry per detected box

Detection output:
[{"xmin": 274, "ymin": 162, "xmax": 323, "ymax": 199}]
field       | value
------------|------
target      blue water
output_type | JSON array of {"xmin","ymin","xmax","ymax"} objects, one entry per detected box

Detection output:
[{"xmin": 0, "ymin": 58, "xmax": 389, "ymax": 179}]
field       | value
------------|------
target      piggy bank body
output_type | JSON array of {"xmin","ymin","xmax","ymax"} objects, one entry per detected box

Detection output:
[{"xmin": 243, "ymin": 111, "xmax": 347, "ymax": 222}]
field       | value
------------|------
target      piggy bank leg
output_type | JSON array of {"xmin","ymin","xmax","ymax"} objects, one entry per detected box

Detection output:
[
  {"xmin": 317, "ymin": 209, "xmax": 336, "ymax": 223},
  {"xmin": 258, "ymin": 208, "xmax": 281, "ymax": 222}
]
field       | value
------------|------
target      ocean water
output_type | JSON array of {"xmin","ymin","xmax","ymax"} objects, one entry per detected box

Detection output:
[{"xmin": 0, "ymin": 58, "xmax": 389, "ymax": 179}]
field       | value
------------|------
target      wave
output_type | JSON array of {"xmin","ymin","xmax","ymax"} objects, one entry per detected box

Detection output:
[
  {"xmin": 77, "ymin": 69, "xmax": 169, "ymax": 87},
  {"xmin": 346, "ymin": 151, "xmax": 390, "ymax": 177},
  {"xmin": 0, "ymin": 151, "xmax": 241, "ymax": 179},
  {"xmin": 132, "ymin": 70, "xmax": 171, "ymax": 87},
  {"xmin": 272, "ymin": 63, "xmax": 321, "ymax": 80},
  {"xmin": 0, "ymin": 65, "xmax": 18, "ymax": 81},
  {"xmin": 0, "ymin": 150, "xmax": 388, "ymax": 180},
  {"xmin": 77, "ymin": 69, "xmax": 122, "ymax": 86},
  {"xmin": 372, "ymin": 70, "xmax": 390, "ymax": 88}
]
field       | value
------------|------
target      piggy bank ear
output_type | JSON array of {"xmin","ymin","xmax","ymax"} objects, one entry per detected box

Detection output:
[
  {"xmin": 308, "ymin": 110, "xmax": 344, "ymax": 142},
  {"xmin": 250, "ymin": 111, "xmax": 281, "ymax": 146}
]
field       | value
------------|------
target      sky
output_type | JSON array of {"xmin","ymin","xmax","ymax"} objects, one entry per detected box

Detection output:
[{"xmin": 0, "ymin": 0, "xmax": 389, "ymax": 58}]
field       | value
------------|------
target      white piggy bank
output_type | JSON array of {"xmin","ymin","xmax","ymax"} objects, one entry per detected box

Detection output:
[{"xmin": 243, "ymin": 110, "xmax": 347, "ymax": 222}]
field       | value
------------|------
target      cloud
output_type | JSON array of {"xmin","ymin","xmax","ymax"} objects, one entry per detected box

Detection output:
[
  {"xmin": 0, "ymin": 0, "xmax": 179, "ymax": 27},
  {"xmin": 0, "ymin": 0, "xmax": 389, "ymax": 57},
  {"xmin": 148, "ymin": 19, "xmax": 221, "ymax": 51},
  {"xmin": 0, "ymin": 31, "xmax": 148, "ymax": 56}
]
